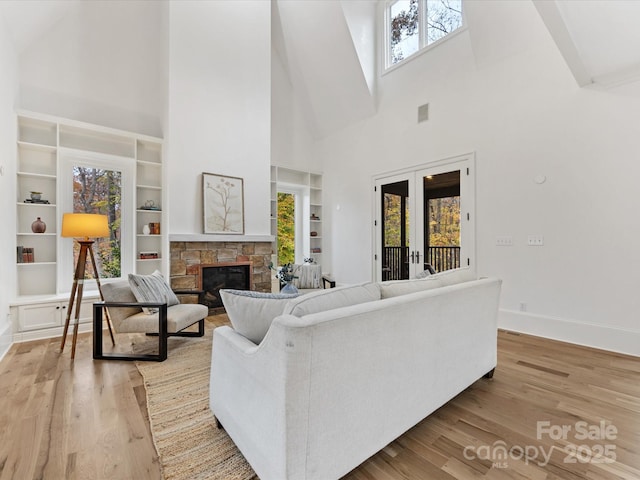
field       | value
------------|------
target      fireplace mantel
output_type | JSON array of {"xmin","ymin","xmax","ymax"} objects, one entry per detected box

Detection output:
[{"xmin": 169, "ymin": 234, "xmax": 275, "ymax": 243}]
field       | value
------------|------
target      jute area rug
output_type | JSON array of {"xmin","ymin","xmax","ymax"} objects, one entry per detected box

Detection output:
[{"xmin": 135, "ymin": 315, "xmax": 257, "ymax": 480}]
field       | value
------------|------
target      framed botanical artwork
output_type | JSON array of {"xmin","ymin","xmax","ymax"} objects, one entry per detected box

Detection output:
[{"xmin": 203, "ymin": 172, "xmax": 245, "ymax": 234}]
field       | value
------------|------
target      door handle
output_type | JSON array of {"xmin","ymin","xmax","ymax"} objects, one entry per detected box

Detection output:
[
  {"xmin": 410, "ymin": 251, "xmax": 415, "ymax": 263},
  {"xmin": 416, "ymin": 251, "xmax": 421, "ymax": 264}
]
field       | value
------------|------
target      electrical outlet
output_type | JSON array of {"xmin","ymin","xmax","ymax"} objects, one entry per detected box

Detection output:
[
  {"xmin": 527, "ymin": 235, "xmax": 544, "ymax": 246},
  {"xmin": 495, "ymin": 236, "xmax": 513, "ymax": 246}
]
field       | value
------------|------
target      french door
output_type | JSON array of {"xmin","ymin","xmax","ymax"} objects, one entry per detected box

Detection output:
[{"xmin": 374, "ymin": 154, "xmax": 475, "ymax": 281}]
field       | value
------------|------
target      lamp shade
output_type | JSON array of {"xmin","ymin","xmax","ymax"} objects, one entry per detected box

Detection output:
[{"xmin": 61, "ymin": 213, "xmax": 109, "ymax": 239}]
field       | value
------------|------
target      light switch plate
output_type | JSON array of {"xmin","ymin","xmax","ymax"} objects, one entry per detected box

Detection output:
[
  {"xmin": 496, "ymin": 236, "xmax": 513, "ymax": 246},
  {"xmin": 527, "ymin": 235, "xmax": 544, "ymax": 246}
]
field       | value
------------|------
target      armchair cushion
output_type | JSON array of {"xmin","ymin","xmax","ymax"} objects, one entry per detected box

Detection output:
[
  {"xmin": 128, "ymin": 270, "xmax": 180, "ymax": 314},
  {"xmin": 116, "ymin": 303, "xmax": 209, "ymax": 334},
  {"xmin": 220, "ymin": 289, "xmax": 299, "ymax": 344}
]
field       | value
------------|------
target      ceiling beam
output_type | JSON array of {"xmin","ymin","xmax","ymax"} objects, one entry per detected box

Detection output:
[{"xmin": 533, "ymin": 0, "xmax": 593, "ymax": 87}]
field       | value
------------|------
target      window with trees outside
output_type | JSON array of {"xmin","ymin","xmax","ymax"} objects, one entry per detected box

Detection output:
[
  {"xmin": 72, "ymin": 167, "xmax": 122, "ymax": 279},
  {"xmin": 277, "ymin": 192, "xmax": 296, "ymax": 265},
  {"xmin": 386, "ymin": 0, "xmax": 463, "ymax": 69},
  {"xmin": 59, "ymin": 154, "xmax": 134, "ymax": 291}
]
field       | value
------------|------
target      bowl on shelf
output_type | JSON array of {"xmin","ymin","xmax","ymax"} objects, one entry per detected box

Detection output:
[{"xmin": 30, "ymin": 191, "xmax": 42, "ymax": 201}]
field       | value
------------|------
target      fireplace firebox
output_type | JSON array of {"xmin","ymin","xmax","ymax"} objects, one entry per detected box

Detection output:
[{"xmin": 200, "ymin": 262, "xmax": 252, "ymax": 312}]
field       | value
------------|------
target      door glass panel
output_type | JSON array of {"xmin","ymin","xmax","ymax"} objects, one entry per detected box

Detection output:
[
  {"xmin": 423, "ymin": 171, "xmax": 460, "ymax": 272},
  {"xmin": 381, "ymin": 180, "xmax": 410, "ymax": 280}
]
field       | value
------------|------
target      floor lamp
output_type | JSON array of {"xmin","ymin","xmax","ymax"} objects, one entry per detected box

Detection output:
[{"xmin": 60, "ymin": 213, "xmax": 115, "ymax": 359}]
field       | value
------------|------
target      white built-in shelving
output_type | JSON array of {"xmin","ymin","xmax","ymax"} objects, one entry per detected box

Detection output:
[
  {"xmin": 13, "ymin": 111, "xmax": 164, "ymax": 340},
  {"xmin": 270, "ymin": 166, "xmax": 323, "ymax": 267}
]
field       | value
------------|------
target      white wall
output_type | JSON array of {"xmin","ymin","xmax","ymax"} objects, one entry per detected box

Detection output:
[
  {"xmin": 0, "ymin": 11, "xmax": 18, "ymax": 359},
  {"xmin": 166, "ymin": 1, "xmax": 271, "ymax": 236},
  {"xmin": 18, "ymin": 0, "xmax": 165, "ymax": 137},
  {"xmin": 271, "ymin": 45, "xmax": 315, "ymax": 171},
  {"xmin": 317, "ymin": 1, "xmax": 640, "ymax": 355}
]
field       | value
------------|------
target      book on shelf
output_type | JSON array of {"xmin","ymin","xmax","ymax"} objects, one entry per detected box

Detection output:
[
  {"xmin": 139, "ymin": 251, "xmax": 159, "ymax": 260},
  {"xmin": 17, "ymin": 246, "xmax": 34, "ymax": 263}
]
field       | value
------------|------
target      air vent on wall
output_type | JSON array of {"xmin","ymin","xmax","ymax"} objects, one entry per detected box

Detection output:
[{"xmin": 418, "ymin": 103, "xmax": 429, "ymax": 123}]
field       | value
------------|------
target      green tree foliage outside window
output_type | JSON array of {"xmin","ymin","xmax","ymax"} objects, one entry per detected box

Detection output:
[
  {"xmin": 383, "ymin": 193, "xmax": 409, "ymax": 247},
  {"xmin": 390, "ymin": 0, "xmax": 462, "ymax": 65},
  {"xmin": 429, "ymin": 196, "xmax": 460, "ymax": 246},
  {"xmin": 73, "ymin": 166, "xmax": 122, "ymax": 278},
  {"xmin": 390, "ymin": 0, "xmax": 419, "ymax": 65},
  {"xmin": 277, "ymin": 192, "xmax": 295, "ymax": 265}
]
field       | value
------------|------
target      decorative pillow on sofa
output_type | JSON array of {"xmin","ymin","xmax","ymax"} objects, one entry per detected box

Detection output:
[
  {"xmin": 378, "ymin": 276, "xmax": 443, "ymax": 299},
  {"xmin": 220, "ymin": 289, "xmax": 299, "ymax": 344},
  {"xmin": 283, "ymin": 282, "xmax": 381, "ymax": 317},
  {"xmin": 431, "ymin": 268, "xmax": 476, "ymax": 286},
  {"xmin": 128, "ymin": 270, "xmax": 180, "ymax": 314}
]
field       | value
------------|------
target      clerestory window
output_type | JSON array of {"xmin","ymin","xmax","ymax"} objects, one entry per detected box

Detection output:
[{"xmin": 385, "ymin": 0, "xmax": 463, "ymax": 69}]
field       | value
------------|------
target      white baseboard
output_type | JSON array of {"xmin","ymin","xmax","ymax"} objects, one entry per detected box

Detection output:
[
  {"xmin": 499, "ymin": 309, "xmax": 640, "ymax": 357},
  {"xmin": 0, "ymin": 323, "xmax": 12, "ymax": 362}
]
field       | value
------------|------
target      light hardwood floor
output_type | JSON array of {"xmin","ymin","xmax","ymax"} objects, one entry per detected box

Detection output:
[{"xmin": 0, "ymin": 321, "xmax": 638, "ymax": 480}]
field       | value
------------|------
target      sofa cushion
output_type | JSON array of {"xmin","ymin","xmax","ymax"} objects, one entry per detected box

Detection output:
[
  {"xmin": 378, "ymin": 276, "xmax": 443, "ymax": 299},
  {"xmin": 431, "ymin": 268, "xmax": 476, "ymax": 286},
  {"xmin": 128, "ymin": 270, "xmax": 180, "ymax": 314},
  {"xmin": 283, "ymin": 282, "xmax": 381, "ymax": 317},
  {"xmin": 220, "ymin": 289, "xmax": 299, "ymax": 344}
]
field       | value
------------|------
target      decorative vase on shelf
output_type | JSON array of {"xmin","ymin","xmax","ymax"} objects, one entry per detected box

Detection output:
[
  {"xmin": 142, "ymin": 224, "xmax": 151, "ymax": 235},
  {"xmin": 31, "ymin": 217, "xmax": 46, "ymax": 233}
]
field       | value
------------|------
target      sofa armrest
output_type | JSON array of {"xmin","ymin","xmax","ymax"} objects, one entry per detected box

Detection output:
[
  {"xmin": 210, "ymin": 320, "xmax": 313, "ymax": 480},
  {"xmin": 212, "ymin": 325, "xmax": 260, "ymax": 353},
  {"xmin": 96, "ymin": 300, "xmax": 168, "ymax": 309},
  {"xmin": 94, "ymin": 300, "xmax": 168, "ymax": 333}
]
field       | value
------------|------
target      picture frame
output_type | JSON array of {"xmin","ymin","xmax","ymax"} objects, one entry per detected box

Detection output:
[{"xmin": 202, "ymin": 172, "xmax": 245, "ymax": 234}]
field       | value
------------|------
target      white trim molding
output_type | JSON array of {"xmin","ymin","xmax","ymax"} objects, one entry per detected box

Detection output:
[
  {"xmin": 499, "ymin": 309, "xmax": 640, "ymax": 357},
  {"xmin": 0, "ymin": 323, "xmax": 12, "ymax": 362},
  {"xmin": 169, "ymin": 234, "xmax": 275, "ymax": 243}
]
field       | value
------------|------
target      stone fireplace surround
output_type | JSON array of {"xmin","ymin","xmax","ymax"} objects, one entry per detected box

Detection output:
[{"xmin": 169, "ymin": 241, "xmax": 274, "ymax": 303}]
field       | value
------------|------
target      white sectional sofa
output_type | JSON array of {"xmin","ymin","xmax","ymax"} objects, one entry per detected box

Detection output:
[{"xmin": 210, "ymin": 270, "xmax": 502, "ymax": 480}]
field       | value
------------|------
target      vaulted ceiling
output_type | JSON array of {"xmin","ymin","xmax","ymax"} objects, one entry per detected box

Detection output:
[
  {"xmin": 272, "ymin": 0, "xmax": 376, "ymax": 138},
  {"xmin": 534, "ymin": 0, "xmax": 640, "ymax": 91},
  {"xmin": 2, "ymin": 0, "xmax": 640, "ymax": 135}
]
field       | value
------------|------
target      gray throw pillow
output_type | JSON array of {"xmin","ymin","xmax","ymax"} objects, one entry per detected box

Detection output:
[
  {"xmin": 128, "ymin": 270, "xmax": 180, "ymax": 314},
  {"xmin": 283, "ymin": 282, "xmax": 381, "ymax": 317},
  {"xmin": 431, "ymin": 268, "xmax": 476, "ymax": 286},
  {"xmin": 220, "ymin": 289, "xmax": 299, "ymax": 344},
  {"xmin": 378, "ymin": 276, "xmax": 443, "ymax": 299}
]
